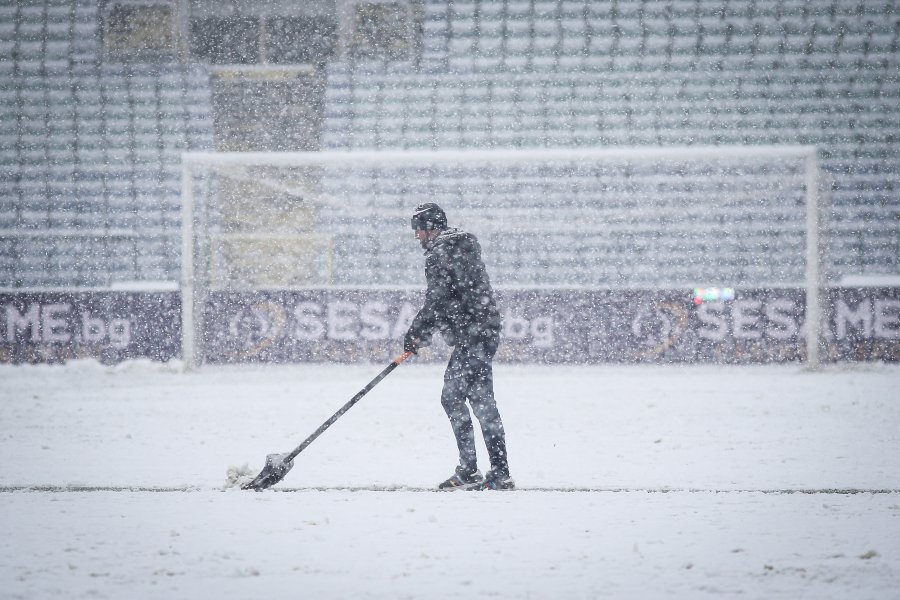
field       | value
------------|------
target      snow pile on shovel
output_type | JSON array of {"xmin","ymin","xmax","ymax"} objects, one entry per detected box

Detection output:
[{"xmin": 224, "ymin": 463, "xmax": 257, "ymax": 489}]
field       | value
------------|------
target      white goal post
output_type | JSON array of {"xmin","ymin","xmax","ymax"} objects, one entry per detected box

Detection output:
[{"xmin": 181, "ymin": 145, "xmax": 822, "ymax": 369}]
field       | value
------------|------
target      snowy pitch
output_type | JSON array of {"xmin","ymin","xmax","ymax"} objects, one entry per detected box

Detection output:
[{"xmin": 1, "ymin": 360, "xmax": 898, "ymax": 598}]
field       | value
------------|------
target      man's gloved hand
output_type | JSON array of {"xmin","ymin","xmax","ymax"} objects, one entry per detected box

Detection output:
[
  {"xmin": 404, "ymin": 330, "xmax": 432, "ymax": 354},
  {"xmin": 404, "ymin": 331, "xmax": 420, "ymax": 354}
]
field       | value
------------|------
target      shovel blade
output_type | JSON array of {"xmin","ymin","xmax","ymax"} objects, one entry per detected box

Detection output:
[{"xmin": 241, "ymin": 453, "xmax": 294, "ymax": 491}]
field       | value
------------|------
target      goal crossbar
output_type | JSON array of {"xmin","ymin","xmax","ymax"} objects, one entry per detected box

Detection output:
[{"xmin": 182, "ymin": 145, "xmax": 817, "ymax": 168}]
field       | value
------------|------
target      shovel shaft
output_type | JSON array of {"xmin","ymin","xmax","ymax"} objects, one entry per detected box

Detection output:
[{"xmin": 285, "ymin": 351, "xmax": 413, "ymax": 463}]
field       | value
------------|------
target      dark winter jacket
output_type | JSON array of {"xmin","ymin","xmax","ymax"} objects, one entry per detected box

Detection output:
[{"xmin": 408, "ymin": 227, "xmax": 502, "ymax": 347}]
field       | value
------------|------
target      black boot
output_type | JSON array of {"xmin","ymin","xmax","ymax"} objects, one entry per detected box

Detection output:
[
  {"xmin": 481, "ymin": 467, "xmax": 515, "ymax": 490},
  {"xmin": 438, "ymin": 466, "xmax": 483, "ymax": 490}
]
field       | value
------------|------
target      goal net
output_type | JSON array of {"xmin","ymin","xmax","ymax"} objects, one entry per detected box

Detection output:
[{"xmin": 181, "ymin": 146, "xmax": 823, "ymax": 367}]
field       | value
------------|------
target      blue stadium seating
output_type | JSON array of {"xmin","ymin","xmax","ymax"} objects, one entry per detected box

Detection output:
[
  {"xmin": 0, "ymin": 0, "xmax": 213, "ymax": 287},
  {"xmin": 322, "ymin": 0, "xmax": 899, "ymax": 286},
  {"xmin": 2, "ymin": 0, "xmax": 897, "ymax": 288}
]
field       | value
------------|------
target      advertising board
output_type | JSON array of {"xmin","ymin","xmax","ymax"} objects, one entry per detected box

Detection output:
[{"xmin": 2, "ymin": 289, "xmax": 898, "ymax": 364}]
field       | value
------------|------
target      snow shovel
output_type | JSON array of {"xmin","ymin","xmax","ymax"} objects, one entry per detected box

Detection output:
[{"xmin": 242, "ymin": 351, "xmax": 414, "ymax": 491}]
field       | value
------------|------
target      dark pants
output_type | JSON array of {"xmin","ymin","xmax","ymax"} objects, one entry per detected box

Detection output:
[{"xmin": 441, "ymin": 336, "xmax": 509, "ymax": 475}]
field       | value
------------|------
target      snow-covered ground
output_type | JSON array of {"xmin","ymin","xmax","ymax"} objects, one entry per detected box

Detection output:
[{"xmin": 1, "ymin": 360, "xmax": 898, "ymax": 599}]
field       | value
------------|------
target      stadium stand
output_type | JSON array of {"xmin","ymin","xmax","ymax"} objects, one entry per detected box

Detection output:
[
  {"xmin": 2, "ymin": 0, "xmax": 897, "ymax": 288},
  {"xmin": 322, "ymin": 0, "xmax": 899, "ymax": 286},
  {"xmin": 0, "ymin": 0, "xmax": 213, "ymax": 287}
]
